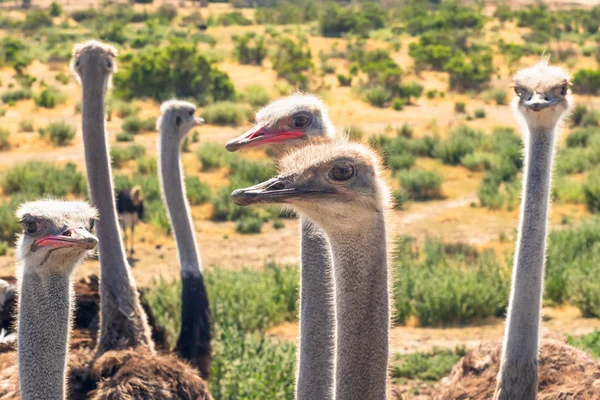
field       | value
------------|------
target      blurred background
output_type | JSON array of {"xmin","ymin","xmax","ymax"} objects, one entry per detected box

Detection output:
[{"xmin": 1, "ymin": 0, "xmax": 600, "ymax": 398}]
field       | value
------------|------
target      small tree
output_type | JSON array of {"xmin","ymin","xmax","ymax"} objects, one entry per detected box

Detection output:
[{"xmin": 399, "ymin": 81, "xmax": 424, "ymax": 104}]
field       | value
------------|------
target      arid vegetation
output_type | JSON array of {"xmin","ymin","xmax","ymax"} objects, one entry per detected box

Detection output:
[{"xmin": 1, "ymin": 0, "xmax": 600, "ymax": 398}]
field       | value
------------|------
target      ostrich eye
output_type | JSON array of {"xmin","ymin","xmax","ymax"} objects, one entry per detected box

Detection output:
[
  {"xmin": 329, "ymin": 164, "xmax": 355, "ymax": 181},
  {"xmin": 24, "ymin": 221, "xmax": 38, "ymax": 235},
  {"xmin": 89, "ymin": 219, "xmax": 95, "ymax": 231},
  {"xmin": 176, "ymin": 116, "xmax": 182, "ymax": 126},
  {"xmin": 188, "ymin": 110, "xmax": 194, "ymax": 116},
  {"xmin": 75, "ymin": 59, "xmax": 80, "ymax": 68},
  {"xmin": 106, "ymin": 59, "xmax": 112, "ymax": 69},
  {"xmin": 290, "ymin": 113, "xmax": 311, "ymax": 129},
  {"xmin": 514, "ymin": 87, "xmax": 523, "ymax": 97}
]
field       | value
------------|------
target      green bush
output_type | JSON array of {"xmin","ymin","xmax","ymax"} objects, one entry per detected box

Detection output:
[
  {"xmin": 434, "ymin": 125, "xmax": 482, "ymax": 165},
  {"xmin": 320, "ymin": 1, "xmax": 386, "ymax": 38},
  {"xmin": 474, "ymin": 108, "xmax": 486, "ymax": 119},
  {"xmin": 584, "ymin": 171, "xmax": 600, "ymax": 212},
  {"xmin": 201, "ymin": 102, "xmax": 247, "ymax": 126},
  {"xmin": 233, "ymin": 33, "xmax": 267, "ymax": 66},
  {"xmin": 392, "ymin": 98, "xmax": 404, "ymax": 111},
  {"xmin": 388, "ymin": 153, "xmax": 415, "ymax": 171},
  {"xmin": 398, "ymin": 169, "xmax": 443, "ymax": 200},
  {"xmin": 393, "ymin": 237, "xmax": 510, "ymax": 326},
  {"xmin": 363, "ymin": 86, "xmax": 391, "ymax": 108},
  {"xmin": 0, "ymin": 196, "xmax": 26, "ymax": 243},
  {"xmin": 22, "ymin": 9, "xmax": 53, "ymax": 30},
  {"xmin": 390, "ymin": 347, "xmax": 467, "ymax": 382},
  {"xmin": 1, "ymin": 162, "xmax": 86, "ymax": 197},
  {"xmin": 271, "ymin": 38, "xmax": 313, "ymax": 90},
  {"xmin": 337, "ymin": 74, "xmax": 352, "ymax": 87},
  {"xmin": 111, "ymin": 144, "xmax": 146, "ymax": 168},
  {"xmin": 34, "ymin": 87, "xmax": 66, "ymax": 109},
  {"xmin": 38, "ymin": 121, "xmax": 75, "ymax": 146},
  {"xmin": 114, "ymin": 41, "xmax": 235, "ymax": 105},
  {"xmin": 454, "ymin": 102, "xmax": 466, "ymax": 113},
  {"xmin": 566, "ymin": 330, "xmax": 600, "ymax": 359},
  {"xmin": 461, "ymin": 151, "xmax": 498, "ymax": 172},
  {"xmin": 0, "ymin": 128, "xmax": 9, "ymax": 150},
  {"xmin": 0, "ymin": 241, "xmax": 8, "ymax": 256},
  {"xmin": 398, "ymin": 81, "xmax": 423, "ymax": 104},
  {"xmin": 197, "ymin": 143, "xmax": 231, "ymax": 171},
  {"xmin": 572, "ymin": 69, "xmax": 600, "ymax": 95},
  {"xmin": 555, "ymin": 147, "xmax": 593, "ymax": 175},
  {"xmin": 566, "ymin": 127, "xmax": 597, "ymax": 147},
  {"xmin": 122, "ymin": 116, "xmax": 156, "ymax": 134},
  {"xmin": 236, "ymin": 216, "xmax": 263, "ymax": 234},
  {"xmin": 185, "ymin": 176, "xmax": 211, "ymax": 205},
  {"xmin": 244, "ymin": 85, "xmax": 271, "ymax": 108},
  {"xmin": 553, "ymin": 176, "xmax": 585, "ymax": 204},
  {"xmin": 49, "ymin": 2, "xmax": 62, "ymax": 17},
  {"xmin": 136, "ymin": 156, "xmax": 157, "ymax": 175},
  {"xmin": 571, "ymin": 105, "xmax": 589, "ymax": 127},
  {"xmin": 477, "ymin": 176, "xmax": 504, "ymax": 209},
  {"xmin": 1, "ymin": 88, "xmax": 32, "ymax": 104},
  {"xmin": 116, "ymin": 133, "xmax": 134, "ymax": 142},
  {"xmin": 19, "ymin": 119, "xmax": 34, "ymax": 132},
  {"xmin": 217, "ymin": 11, "xmax": 252, "ymax": 26}
]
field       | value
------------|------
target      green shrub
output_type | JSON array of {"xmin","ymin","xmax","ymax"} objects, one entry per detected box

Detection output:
[
  {"xmin": 392, "ymin": 98, "xmax": 404, "ymax": 111},
  {"xmin": 566, "ymin": 127, "xmax": 597, "ymax": 148},
  {"xmin": 566, "ymin": 330, "xmax": 600, "ymax": 359},
  {"xmin": 474, "ymin": 108, "xmax": 486, "ymax": 118},
  {"xmin": 337, "ymin": 74, "xmax": 352, "ymax": 87},
  {"xmin": 185, "ymin": 176, "xmax": 211, "ymax": 205},
  {"xmin": 320, "ymin": 2, "xmax": 386, "ymax": 37},
  {"xmin": 398, "ymin": 169, "xmax": 443, "ymax": 200},
  {"xmin": 1, "ymin": 162, "xmax": 86, "ymax": 197},
  {"xmin": 390, "ymin": 347, "xmax": 467, "ymax": 382},
  {"xmin": 1, "ymin": 88, "xmax": 31, "ymax": 104},
  {"xmin": 434, "ymin": 125, "xmax": 482, "ymax": 165},
  {"xmin": 477, "ymin": 176, "xmax": 504, "ymax": 209},
  {"xmin": 454, "ymin": 102, "xmax": 466, "ymax": 113},
  {"xmin": 136, "ymin": 156, "xmax": 157, "ymax": 175},
  {"xmin": 461, "ymin": 151, "xmax": 498, "ymax": 172},
  {"xmin": 271, "ymin": 38, "xmax": 313, "ymax": 90},
  {"xmin": 38, "ymin": 121, "xmax": 75, "ymax": 146},
  {"xmin": 19, "ymin": 119, "xmax": 34, "ymax": 132},
  {"xmin": 233, "ymin": 33, "xmax": 267, "ymax": 66},
  {"xmin": 244, "ymin": 85, "xmax": 271, "ymax": 108},
  {"xmin": 572, "ymin": 69, "xmax": 600, "ymax": 95},
  {"xmin": 217, "ymin": 11, "xmax": 252, "ymax": 26},
  {"xmin": 122, "ymin": 116, "xmax": 156, "ymax": 134},
  {"xmin": 116, "ymin": 133, "xmax": 134, "ymax": 142},
  {"xmin": 49, "ymin": 2, "xmax": 61, "ymax": 17},
  {"xmin": 197, "ymin": 143, "xmax": 231, "ymax": 171},
  {"xmin": 201, "ymin": 102, "xmax": 247, "ymax": 126},
  {"xmin": 114, "ymin": 41, "xmax": 235, "ymax": 105},
  {"xmin": 388, "ymin": 153, "xmax": 415, "ymax": 171},
  {"xmin": 273, "ymin": 219, "xmax": 284, "ymax": 229},
  {"xmin": 582, "ymin": 111, "xmax": 600, "ymax": 127},
  {"xmin": 363, "ymin": 86, "xmax": 391, "ymax": 108},
  {"xmin": 0, "ymin": 241, "xmax": 8, "ymax": 256},
  {"xmin": 236, "ymin": 216, "xmax": 263, "ymax": 234},
  {"xmin": 553, "ymin": 176, "xmax": 585, "ymax": 204},
  {"xmin": 555, "ymin": 147, "xmax": 593, "ymax": 175},
  {"xmin": 22, "ymin": 9, "xmax": 53, "ymax": 30},
  {"xmin": 487, "ymin": 88, "xmax": 507, "ymax": 105},
  {"xmin": 398, "ymin": 81, "xmax": 423, "ymax": 104},
  {"xmin": 111, "ymin": 144, "xmax": 146, "ymax": 168},
  {"xmin": 584, "ymin": 171, "xmax": 600, "ymax": 212},
  {"xmin": 393, "ymin": 237, "xmax": 510, "ymax": 326},
  {"xmin": 571, "ymin": 105, "xmax": 589, "ymax": 127},
  {"xmin": 114, "ymin": 101, "xmax": 139, "ymax": 118},
  {"xmin": 0, "ymin": 128, "xmax": 9, "ymax": 150},
  {"xmin": 34, "ymin": 87, "xmax": 66, "ymax": 109},
  {"xmin": 0, "ymin": 196, "xmax": 26, "ymax": 243}
]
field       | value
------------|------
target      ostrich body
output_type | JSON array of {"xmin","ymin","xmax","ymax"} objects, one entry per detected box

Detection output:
[
  {"xmin": 116, "ymin": 186, "xmax": 144, "ymax": 256},
  {"xmin": 72, "ymin": 40, "xmax": 211, "ymax": 399},
  {"xmin": 157, "ymin": 100, "xmax": 212, "ymax": 378},
  {"xmin": 495, "ymin": 61, "xmax": 572, "ymax": 400},
  {"xmin": 226, "ymin": 95, "xmax": 337, "ymax": 399},
  {"xmin": 232, "ymin": 139, "xmax": 390, "ymax": 400},
  {"xmin": 16, "ymin": 200, "xmax": 98, "ymax": 400}
]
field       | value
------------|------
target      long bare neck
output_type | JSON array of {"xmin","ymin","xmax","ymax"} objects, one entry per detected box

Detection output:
[
  {"xmin": 18, "ymin": 265, "xmax": 72, "ymax": 400},
  {"xmin": 496, "ymin": 124, "xmax": 556, "ymax": 400},
  {"xmin": 296, "ymin": 218, "xmax": 335, "ymax": 400},
  {"xmin": 325, "ymin": 212, "xmax": 389, "ymax": 400},
  {"xmin": 80, "ymin": 75, "xmax": 153, "ymax": 353},
  {"xmin": 158, "ymin": 127, "xmax": 211, "ymax": 377}
]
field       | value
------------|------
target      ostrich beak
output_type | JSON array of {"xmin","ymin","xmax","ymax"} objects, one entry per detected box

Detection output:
[
  {"xmin": 194, "ymin": 117, "xmax": 205, "ymax": 126},
  {"xmin": 524, "ymin": 93, "xmax": 558, "ymax": 112},
  {"xmin": 225, "ymin": 125, "xmax": 304, "ymax": 152},
  {"xmin": 35, "ymin": 228, "xmax": 98, "ymax": 251},
  {"xmin": 231, "ymin": 177, "xmax": 334, "ymax": 206}
]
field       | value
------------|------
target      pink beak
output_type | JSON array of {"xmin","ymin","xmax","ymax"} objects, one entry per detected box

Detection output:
[
  {"xmin": 34, "ymin": 228, "xmax": 98, "ymax": 251},
  {"xmin": 194, "ymin": 117, "xmax": 205, "ymax": 126},
  {"xmin": 225, "ymin": 125, "xmax": 304, "ymax": 152}
]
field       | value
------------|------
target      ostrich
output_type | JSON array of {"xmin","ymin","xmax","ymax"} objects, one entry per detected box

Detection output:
[
  {"xmin": 232, "ymin": 139, "xmax": 391, "ymax": 400},
  {"xmin": 226, "ymin": 94, "xmax": 337, "ymax": 399},
  {"xmin": 116, "ymin": 186, "xmax": 144, "ymax": 256},
  {"xmin": 71, "ymin": 40, "xmax": 211, "ymax": 399},
  {"xmin": 157, "ymin": 99, "xmax": 212, "ymax": 378},
  {"xmin": 16, "ymin": 200, "xmax": 98, "ymax": 400},
  {"xmin": 495, "ymin": 61, "xmax": 572, "ymax": 400}
]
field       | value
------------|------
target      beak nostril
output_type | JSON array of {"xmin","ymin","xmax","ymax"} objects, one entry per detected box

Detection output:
[
  {"xmin": 62, "ymin": 230, "xmax": 72, "ymax": 237},
  {"xmin": 267, "ymin": 182, "xmax": 286, "ymax": 191}
]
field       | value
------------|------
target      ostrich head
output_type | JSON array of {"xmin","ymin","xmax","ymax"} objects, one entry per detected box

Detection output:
[
  {"xmin": 157, "ymin": 100, "xmax": 205, "ymax": 142},
  {"xmin": 513, "ymin": 60, "xmax": 572, "ymax": 130},
  {"xmin": 225, "ymin": 94, "xmax": 335, "ymax": 152},
  {"xmin": 231, "ymin": 139, "xmax": 389, "ymax": 230},
  {"xmin": 70, "ymin": 40, "xmax": 117, "ymax": 93},
  {"xmin": 16, "ymin": 200, "xmax": 98, "ymax": 273}
]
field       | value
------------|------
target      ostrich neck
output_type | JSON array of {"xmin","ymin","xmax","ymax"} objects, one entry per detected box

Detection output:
[
  {"xmin": 158, "ymin": 131, "xmax": 202, "ymax": 277},
  {"xmin": 18, "ymin": 267, "xmax": 72, "ymax": 400},
  {"xmin": 81, "ymin": 78, "xmax": 152, "ymax": 352},
  {"xmin": 326, "ymin": 212, "xmax": 389, "ymax": 400},
  {"xmin": 497, "ymin": 124, "xmax": 556, "ymax": 398},
  {"xmin": 296, "ymin": 218, "xmax": 335, "ymax": 400}
]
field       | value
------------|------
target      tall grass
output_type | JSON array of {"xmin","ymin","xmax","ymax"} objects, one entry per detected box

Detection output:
[{"xmin": 1, "ymin": 162, "xmax": 86, "ymax": 197}]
